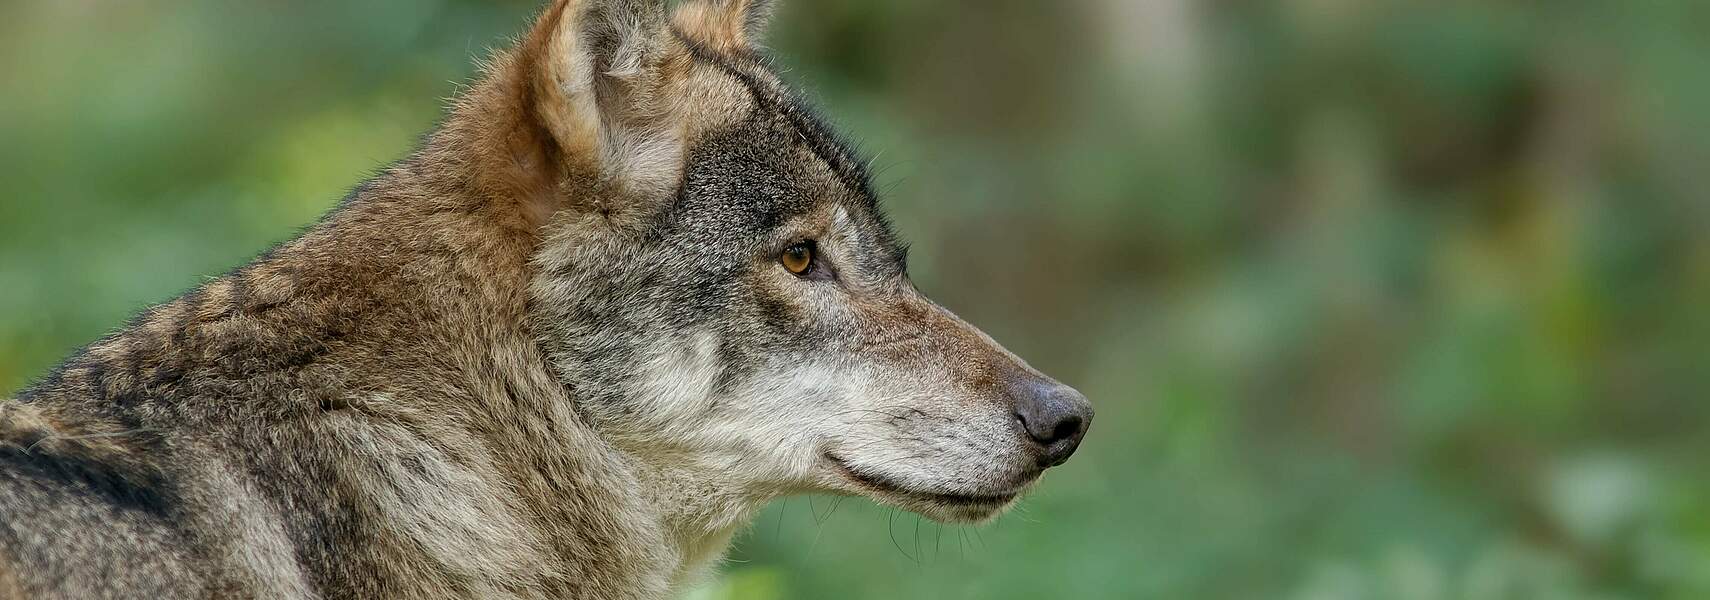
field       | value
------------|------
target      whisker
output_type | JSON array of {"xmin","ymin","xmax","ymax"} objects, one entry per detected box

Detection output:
[{"xmin": 887, "ymin": 508, "xmax": 917, "ymax": 563}]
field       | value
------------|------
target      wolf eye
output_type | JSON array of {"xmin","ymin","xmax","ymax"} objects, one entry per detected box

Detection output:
[{"xmin": 781, "ymin": 241, "xmax": 815, "ymax": 275}]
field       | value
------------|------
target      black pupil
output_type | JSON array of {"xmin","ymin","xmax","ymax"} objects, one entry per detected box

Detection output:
[{"xmin": 788, "ymin": 245, "xmax": 811, "ymax": 270}]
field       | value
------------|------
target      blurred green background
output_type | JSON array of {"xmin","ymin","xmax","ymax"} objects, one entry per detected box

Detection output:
[{"xmin": 3, "ymin": 1, "xmax": 1708, "ymax": 598}]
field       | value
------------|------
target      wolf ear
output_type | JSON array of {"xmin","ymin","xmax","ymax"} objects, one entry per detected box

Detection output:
[
  {"xmin": 673, "ymin": 0, "xmax": 778, "ymax": 52},
  {"xmin": 525, "ymin": 0, "xmax": 683, "ymax": 208}
]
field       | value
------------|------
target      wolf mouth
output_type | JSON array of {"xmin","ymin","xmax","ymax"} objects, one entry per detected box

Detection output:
[{"xmin": 823, "ymin": 452, "xmax": 1021, "ymax": 507}]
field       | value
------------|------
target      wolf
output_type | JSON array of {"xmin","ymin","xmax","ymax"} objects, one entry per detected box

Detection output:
[{"xmin": 0, "ymin": 0, "xmax": 1092, "ymax": 598}]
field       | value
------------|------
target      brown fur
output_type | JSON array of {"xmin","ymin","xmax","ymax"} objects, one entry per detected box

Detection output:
[
  {"xmin": 0, "ymin": 3, "xmax": 751, "ymax": 598},
  {"xmin": 0, "ymin": 1, "xmax": 1091, "ymax": 598}
]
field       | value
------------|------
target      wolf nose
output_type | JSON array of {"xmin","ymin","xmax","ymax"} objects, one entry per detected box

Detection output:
[{"xmin": 1012, "ymin": 379, "xmax": 1093, "ymax": 467}]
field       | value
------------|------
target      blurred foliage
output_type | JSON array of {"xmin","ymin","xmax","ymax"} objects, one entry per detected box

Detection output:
[{"xmin": 3, "ymin": 0, "xmax": 1708, "ymax": 598}]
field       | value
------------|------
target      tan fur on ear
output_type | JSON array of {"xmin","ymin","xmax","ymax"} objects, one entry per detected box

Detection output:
[
  {"xmin": 531, "ymin": 0, "xmax": 605, "ymax": 174},
  {"xmin": 520, "ymin": 0, "xmax": 685, "ymax": 210},
  {"xmin": 672, "ymin": 0, "xmax": 777, "ymax": 52},
  {"xmin": 444, "ymin": 0, "xmax": 760, "ymax": 231}
]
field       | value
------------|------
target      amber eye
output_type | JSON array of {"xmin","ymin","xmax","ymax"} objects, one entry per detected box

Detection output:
[{"xmin": 781, "ymin": 242, "xmax": 815, "ymax": 275}]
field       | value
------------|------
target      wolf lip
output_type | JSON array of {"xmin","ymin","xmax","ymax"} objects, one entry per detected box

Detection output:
[{"xmin": 823, "ymin": 452, "xmax": 1021, "ymax": 506}]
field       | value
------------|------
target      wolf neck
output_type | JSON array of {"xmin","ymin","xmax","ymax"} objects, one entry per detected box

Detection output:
[
  {"xmin": 625, "ymin": 451, "xmax": 776, "ymax": 589},
  {"xmin": 310, "ymin": 168, "xmax": 758, "ymax": 593},
  {"xmin": 421, "ymin": 77, "xmax": 766, "ymax": 590}
]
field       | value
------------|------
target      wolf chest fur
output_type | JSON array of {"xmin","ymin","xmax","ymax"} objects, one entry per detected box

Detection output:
[{"xmin": 0, "ymin": 1, "xmax": 1093, "ymax": 598}]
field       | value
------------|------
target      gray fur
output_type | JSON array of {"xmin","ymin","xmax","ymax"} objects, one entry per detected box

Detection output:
[{"xmin": 0, "ymin": 1, "xmax": 1091, "ymax": 598}]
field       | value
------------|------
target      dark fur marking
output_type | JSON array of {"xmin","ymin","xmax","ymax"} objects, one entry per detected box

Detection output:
[
  {"xmin": 672, "ymin": 29, "xmax": 874, "ymax": 201},
  {"xmin": 0, "ymin": 446, "xmax": 173, "ymax": 516},
  {"xmin": 672, "ymin": 31, "xmax": 910, "ymax": 276}
]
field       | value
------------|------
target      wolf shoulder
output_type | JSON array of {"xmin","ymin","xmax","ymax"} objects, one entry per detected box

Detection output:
[
  {"xmin": 0, "ymin": 404, "xmax": 223, "ymax": 599},
  {"xmin": 0, "ymin": 364, "xmax": 344, "ymax": 600}
]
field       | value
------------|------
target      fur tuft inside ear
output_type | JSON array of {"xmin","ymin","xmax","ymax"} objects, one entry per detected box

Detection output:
[
  {"xmin": 672, "ymin": 0, "xmax": 777, "ymax": 52},
  {"xmin": 527, "ymin": 0, "xmax": 684, "ymax": 207}
]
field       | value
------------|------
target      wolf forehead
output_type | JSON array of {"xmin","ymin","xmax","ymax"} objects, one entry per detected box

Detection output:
[{"xmin": 660, "ymin": 31, "xmax": 907, "ymax": 273}]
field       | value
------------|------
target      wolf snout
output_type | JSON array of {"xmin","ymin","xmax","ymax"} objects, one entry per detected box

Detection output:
[{"xmin": 1009, "ymin": 377, "xmax": 1093, "ymax": 468}]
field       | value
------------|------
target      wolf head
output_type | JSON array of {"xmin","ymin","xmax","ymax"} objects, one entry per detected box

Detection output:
[{"xmin": 505, "ymin": 0, "xmax": 1091, "ymax": 523}]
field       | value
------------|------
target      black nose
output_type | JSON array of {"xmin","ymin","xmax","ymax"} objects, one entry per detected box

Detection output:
[{"xmin": 1011, "ymin": 378, "xmax": 1093, "ymax": 467}]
